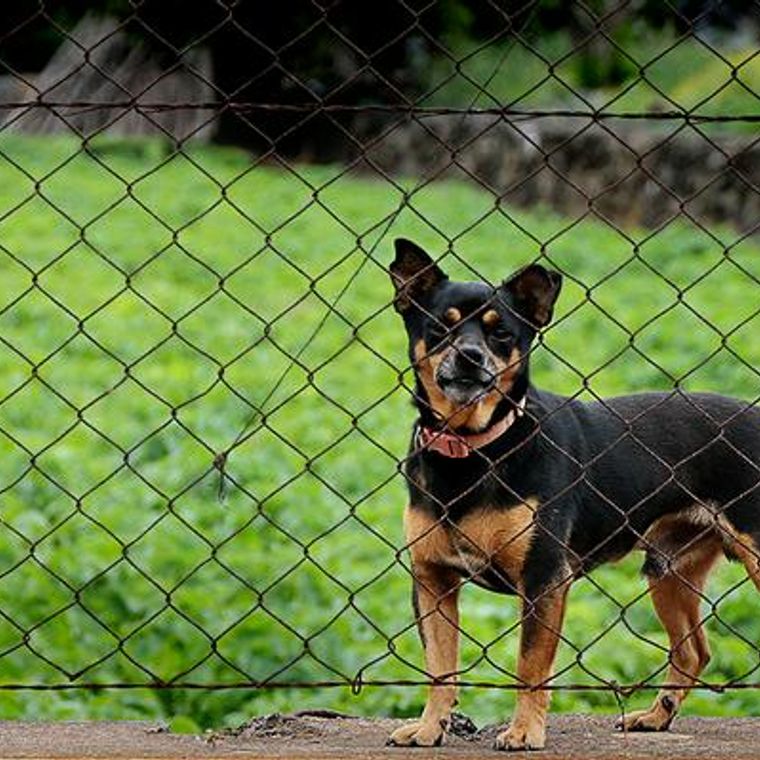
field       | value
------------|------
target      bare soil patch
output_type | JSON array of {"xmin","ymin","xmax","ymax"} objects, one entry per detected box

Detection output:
[{"xmin": 3, "ymin": 712, "xmax": 760, "ymax": 759}]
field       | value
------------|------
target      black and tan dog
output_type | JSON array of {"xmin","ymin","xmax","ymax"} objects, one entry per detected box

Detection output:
[{"xmin": 386, "ymin": 238, "xmax": 760, "ymax": 751}]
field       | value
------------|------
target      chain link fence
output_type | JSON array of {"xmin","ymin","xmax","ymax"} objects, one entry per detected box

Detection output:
[{"xmin": 0, "ymin": 0, "xmax": 759, "ymax": 727}]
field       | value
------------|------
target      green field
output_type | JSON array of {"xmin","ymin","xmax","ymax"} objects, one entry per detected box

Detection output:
[
  {"xmin": 0, "ymin": 134, "xmax": 759, "ymax": 731},
  {"xmin": 423, "ymin": 28, "xmax": 759, "ymax": 132}
]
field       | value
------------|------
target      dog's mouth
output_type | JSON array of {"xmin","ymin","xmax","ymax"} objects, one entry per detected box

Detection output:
[{"xmin": 436, "ymin": 371, "xmax": 494, "ymax": 404}]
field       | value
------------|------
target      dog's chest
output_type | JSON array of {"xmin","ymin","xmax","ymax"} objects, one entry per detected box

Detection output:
[
  {"xmin": 445, "ymin": 535, "xmax": 518, "ymax": 593},
  {"xmin": 405, "ymin": 501, "xmax": 538, "ymax": 593},
  {"xmin": 409, "ymin": 450, "xmax": 514, "ymax": 513}
]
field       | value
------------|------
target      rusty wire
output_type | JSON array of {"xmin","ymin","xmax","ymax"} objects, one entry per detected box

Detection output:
[{"xmin": 0, "ymin": 0, "xmax": 759, "ymax": 712}]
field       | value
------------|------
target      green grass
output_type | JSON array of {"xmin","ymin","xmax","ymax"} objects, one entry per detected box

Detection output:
[
  {"xmin": 0, "ymin": 134, "xmax": 759, "ymax": 730},
  {"xmin": 421, "ymin": 29, "xmax": 759, "ymax": 132}
]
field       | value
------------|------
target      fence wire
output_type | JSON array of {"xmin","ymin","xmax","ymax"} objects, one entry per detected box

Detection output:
[{"xmin": 0, "ymin": 0, "xmax": 759, "ymax": 717}]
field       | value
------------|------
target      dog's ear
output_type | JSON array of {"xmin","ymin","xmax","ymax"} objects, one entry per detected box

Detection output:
[
  {"xmin": 390, "ymin": 238, "xmax": 447, "ymax": 313},
  {"xmin": 503, "ymin": 264, "xmax": 562, "ymax": 328}
]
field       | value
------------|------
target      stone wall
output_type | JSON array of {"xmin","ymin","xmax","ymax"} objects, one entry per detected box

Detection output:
[
  {"xmin": 2, "ymin": 15, "xmax": 217, "ymax": 143},
  {"xmin": 357, "ymin": 113, "xmax": 758, "ymax": 232}
]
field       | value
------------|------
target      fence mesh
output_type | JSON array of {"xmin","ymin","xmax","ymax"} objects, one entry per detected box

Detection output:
[{"xmin": 0, "ymin": 0, "xmax": 759, "ymax": 723}]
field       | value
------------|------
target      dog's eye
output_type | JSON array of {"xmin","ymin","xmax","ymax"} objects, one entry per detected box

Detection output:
[
  {"xmin": 427, "ymin": 321, "xmax": 449, "ymax": 340},
  {"xmin": 426, "ymin": 320, "xmax": 452, "ymax": 347},
  {"xmin": 490, "ymin": 327, "xmax": 515, "ymax": 345}
]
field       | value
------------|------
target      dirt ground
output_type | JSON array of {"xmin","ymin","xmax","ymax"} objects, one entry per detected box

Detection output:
[{"xmin": 3, "ymin": 712, "xmax": 760, "ymax": 759}]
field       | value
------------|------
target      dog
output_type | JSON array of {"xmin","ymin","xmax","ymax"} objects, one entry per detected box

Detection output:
[{"xmin": 385, "ymin": 238, "xmax": 760, "ymax": 751}]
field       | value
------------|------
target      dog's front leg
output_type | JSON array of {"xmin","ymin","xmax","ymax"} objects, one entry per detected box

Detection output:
[
  {"xmin": 495, "ymin": 582, "xmax": 569, "ymax": 751},
  {"xmin": 388, "ymin": 560, "xmax": 460, "ymax": 747}
]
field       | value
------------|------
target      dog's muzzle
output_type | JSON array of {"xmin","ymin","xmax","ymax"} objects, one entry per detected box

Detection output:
[{"xmin": 435, "ymin": 342, "xmax": 497, "ymax": 404}]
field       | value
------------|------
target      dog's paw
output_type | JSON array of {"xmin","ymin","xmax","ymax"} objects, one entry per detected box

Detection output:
[
  {"xmin": 494, "ymin": 721, "xmax": 545, "ymax": 751},
  {"xmin": 615, "ymin": 705, "xmax": 674, "ymax": 732},
  {"xmin": 387, "ymin": 720, "xmax": 445, "ymax": 747}
]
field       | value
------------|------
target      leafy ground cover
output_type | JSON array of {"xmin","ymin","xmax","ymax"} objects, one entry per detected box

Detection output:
[
  {"xmin": 422, "ymin": 28, "xmax": 759, "ymax": 132},
  {"xmin": 0, "ymin": 134, "xmax": 758, "ymax": 730}
]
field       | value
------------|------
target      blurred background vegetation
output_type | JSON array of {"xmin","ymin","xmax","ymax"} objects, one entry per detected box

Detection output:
[
  {"xmin": 0, "ymin": 0, "xmax": 758, "ymax": 735},
  {"xmin": 3, "ymin": 0, "xmax": 758, "ymax": 147}
]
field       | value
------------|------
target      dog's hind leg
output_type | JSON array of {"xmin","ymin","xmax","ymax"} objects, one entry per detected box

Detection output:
[
  {"xmin": 736, "ymin": 538, "xmax": 760, "ymax": 591},
  {"xmin": 619, "ymin": 535, "xmax": 722, "ymax": 732},
  {"xmin": 720, "ymin": 524, "xmax": 760, "ymax": 592}
]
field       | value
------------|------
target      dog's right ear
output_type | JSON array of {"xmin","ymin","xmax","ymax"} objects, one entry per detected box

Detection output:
[
  {"xmin": 390, "ymin": 238, "xmax": 447, "ymax": 313},
  {"xmin": 502, "ymin": 263, "xmax": 562, "ymax": 328}
]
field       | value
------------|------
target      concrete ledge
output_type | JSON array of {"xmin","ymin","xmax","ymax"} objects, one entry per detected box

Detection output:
[{"xmin": 3, "ymin": 714, "xmax": 760, "ymax": 759}]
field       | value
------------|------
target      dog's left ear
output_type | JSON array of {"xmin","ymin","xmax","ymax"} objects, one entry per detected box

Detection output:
[
  {"xmin": 390, "ymin": 238, "xmax": 447, "ymax": 313},
  {"xmin": 503, "ymin": 264, "xmax": 562, "ymax": 328}
]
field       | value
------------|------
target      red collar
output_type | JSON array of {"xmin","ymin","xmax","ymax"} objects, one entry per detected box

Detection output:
[{"xmin": 416, "ymin": 397, "xmax": 527, "ymax": 459}]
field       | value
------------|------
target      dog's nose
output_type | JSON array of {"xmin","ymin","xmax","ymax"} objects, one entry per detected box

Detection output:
[{"xmin": 457, "ymin": 344, "xmax": 485, "ymax": 366}]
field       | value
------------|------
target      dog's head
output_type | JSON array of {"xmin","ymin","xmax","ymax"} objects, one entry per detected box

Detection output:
[{"xmin": 390, "ymin": 238, "xmax": 562, "ymax": 431}]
